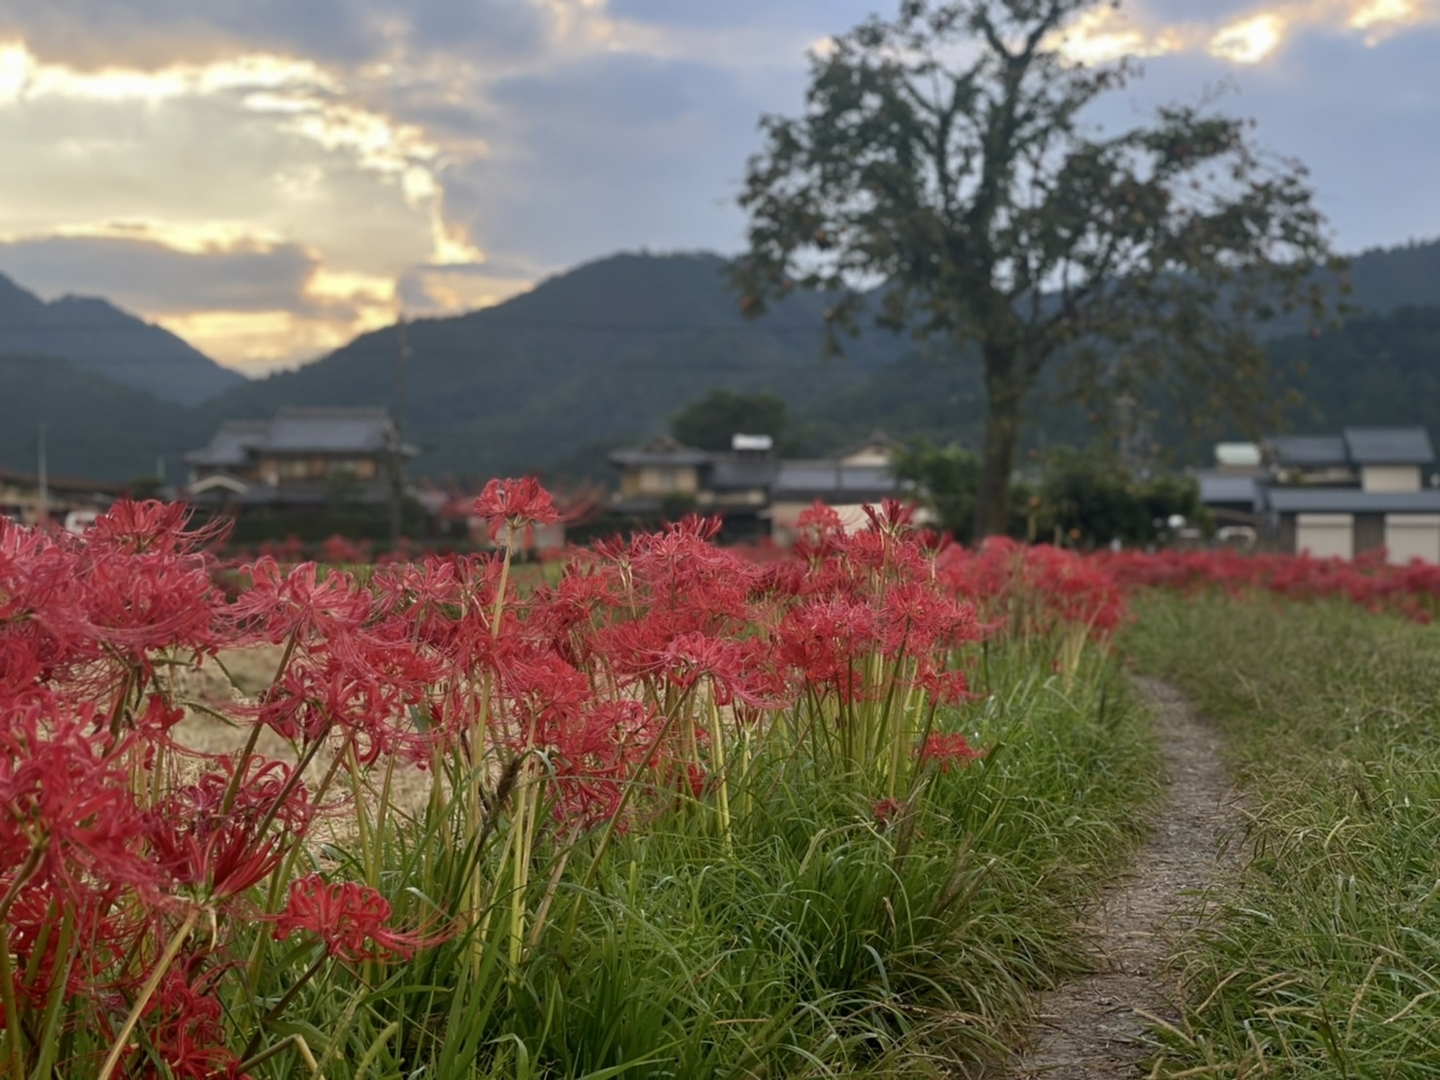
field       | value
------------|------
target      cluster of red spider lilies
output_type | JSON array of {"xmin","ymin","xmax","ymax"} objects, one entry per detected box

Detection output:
[{"xmin": 9, "ymin": 477, "xmax": 1415, "ymax": 1077}]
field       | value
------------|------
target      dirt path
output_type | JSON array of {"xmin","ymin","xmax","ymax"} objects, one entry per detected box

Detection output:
[{"xmin": 1007, "ymin": 677, "xmax": 1241, "ymax": 1080}]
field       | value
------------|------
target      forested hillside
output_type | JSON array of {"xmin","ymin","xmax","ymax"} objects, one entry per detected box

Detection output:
[
  {"xmin": 3, "ymin": 241, "xmax": 1440, "ymax": 482},
  {"xmin": 0, "ymin": 273, "xmax": 243, "ymax": 404}
]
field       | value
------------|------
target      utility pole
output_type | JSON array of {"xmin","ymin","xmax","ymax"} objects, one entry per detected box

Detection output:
[
  {"xmin": 389, "ymin": 315, "xmax": 410, "ymax": 550},
  {"xmin": 1115, "ymin": 392, "xmax": 1136, "ymax": 474},
  {"xmin": 36, "ymin": 422, "xmax": 48, "ymax": 527}
]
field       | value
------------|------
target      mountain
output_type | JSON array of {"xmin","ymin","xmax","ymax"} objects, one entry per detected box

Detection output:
[
  {"xmin": 0, "ymin": 355, "xmax": 209, "ymax": 481},
  {"xmin": 7, "ymin": 239, "xmax": 1440, "ymax": 487},
  {"xmin": 0, "ymin": 273, "xmax": 243, "ymax": 404},
  {"xmin": 1273, "ymin": 305, "xmax": 1440, "ymax": 436},
  {"xmin": 207, "ymin": 252, "xmax": 912, "ymax": 479}
]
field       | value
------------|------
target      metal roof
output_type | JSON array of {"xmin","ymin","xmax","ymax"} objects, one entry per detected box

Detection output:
[
  {"xmin": 1197, "ymin": 473, "xmax": 1259, "ymax": 507},
  {"xmin": 1263, "ymin": 488, "xmax": 1440, "ymax": 514},
  {"xmin": 1343, "ymin": 427, "xmax": 1435, "ymax": 466},
  {"xmin": 1265, "ymin": 435, "xmax": 1349, "ymax": 468}
]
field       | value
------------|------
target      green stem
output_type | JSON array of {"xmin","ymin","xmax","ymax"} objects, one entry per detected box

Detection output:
[
  {"xmin": 0, "ymin": 922, "xmax": 26, "ymax": 1079},
  {"xmin": 706, "ymin": 686, "xmax": 732, "ymax": 851},
  {"xmin": 29, "ymin": 908, "xmax": 76, "ymax": 1080},
  {"xmin": 240, "ymin": 949, "xmax": 328, "ymax": 1061},
  {"xmin": 97, "ymin": 907, "xmax": 199, "ymax": 1080}
]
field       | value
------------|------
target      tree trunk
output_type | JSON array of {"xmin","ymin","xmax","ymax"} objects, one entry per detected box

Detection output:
[{"xmin": 975, "ymin": 359, "xmax": 1024, "ymax": 539}]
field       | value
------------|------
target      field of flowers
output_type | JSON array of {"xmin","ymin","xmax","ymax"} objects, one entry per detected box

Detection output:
[{"xmin": 8, "ymin": 482, "xmax": 1440, "ymax": 1079}]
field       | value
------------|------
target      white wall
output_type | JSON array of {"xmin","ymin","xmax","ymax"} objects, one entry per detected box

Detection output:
[
  {"xmin": 1296, "ymin": 513, "xmax": 1354, "ymax": 559},
  {"xmin": 1361, "ymin": 465, "xmax": 1422, "ymax": 493},
  {"xmin": 1384, "ymin": 514, "xmax": 1440, "ymax": 564}
]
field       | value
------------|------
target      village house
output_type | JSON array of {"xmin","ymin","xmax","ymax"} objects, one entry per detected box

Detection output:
[
  {"xmin": 0, "ymin": 469, "xmax": 120, "ymax": 529},
  {"xmin": 607, "ymin": 429, "xmax": 909, "ymax": 542},
  {"xmin": 183, "ymin": 407, "xmax": 415, "ymax": 508},
  {"xmin": 1197, "ymin": 426, "xmax": 1440, "ymax": 561}
]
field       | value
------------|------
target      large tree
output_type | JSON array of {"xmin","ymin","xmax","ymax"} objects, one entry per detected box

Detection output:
[{"xmin": 733, "ymin": 0, "xmax": 1335, "ymax": 536}]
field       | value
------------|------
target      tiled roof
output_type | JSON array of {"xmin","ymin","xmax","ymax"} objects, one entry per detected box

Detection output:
[
  {"xmin": 608, "ymin": 434, "xmax": 713, "ymax": 467},
  {"xmin": 184, "ymin": 409, "xmax": 407, "ymax": 467},
  {"xmin": 1263, "ymin": 488, "xmax": 1440, "ymax": 514},
  {"xmin": 772, "ymin": 461, "xmax": 901, "ymax": 497},
  {"xmin": 1343, "ymin": 427, "xmax": 1435, "ymax": 466},
  {"xmin": 1197, "ymin": 473, "xmax": 1259, "ymax": 507},
  {"xmin": 266, "ymin": 408, "xmax": 398, "ymax": 454},
  {"xmin": 709, "ymin": 458, "xmax": 779, "ymax": 490},
  {"xmin": 1265, "ymin": 435, "xmax": 1349, "ymax": 468}
]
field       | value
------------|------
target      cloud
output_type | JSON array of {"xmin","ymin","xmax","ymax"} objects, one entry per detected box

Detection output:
[
  {"xmin": 0, "ymin": 0, "xmax": 554, "ymax": 69},
  {"xmin": 0, "ymin": 0, "xmax": 1431, "ymax": 378},
  {"xmin": 1088, "ymin": 18, "xmax": 1440, "ymax": 250},
  {"xmin": 1058, "ymin": 0, "xmax": 1439, "ymax": 65},
  {"xmin": 0, "ymin": 234, "xmax": 316, "ymax": 313}
]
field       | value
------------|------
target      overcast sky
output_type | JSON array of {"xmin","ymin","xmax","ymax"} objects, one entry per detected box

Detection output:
[{"xmin": 0, "ymin": 0, "xmax": 1435, "ymax": 373}]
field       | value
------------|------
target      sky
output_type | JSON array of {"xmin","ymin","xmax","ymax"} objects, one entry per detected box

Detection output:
[{"xmin": 0, "ymin": 0, "xmax": 1435, "ymax": 374}]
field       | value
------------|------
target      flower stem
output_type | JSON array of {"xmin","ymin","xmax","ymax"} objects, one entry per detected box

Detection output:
[{"xmin": 96, "ymin": 907, "xmax": 200, "ymax": 1080}]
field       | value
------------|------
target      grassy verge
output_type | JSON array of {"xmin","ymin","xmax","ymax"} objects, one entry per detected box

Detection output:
[
  {"xmin": 1128, "ymin": 594, "xmax": 1440, "ymax": 1078},
  {"xmin": 251, "ymin": 644, "xmax": 1159, "ymax": 1079}
]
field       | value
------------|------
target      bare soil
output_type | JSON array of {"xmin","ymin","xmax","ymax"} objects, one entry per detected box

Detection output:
[{"xmin": 1002, "ymin": 677, "xmax": 1242, "ymax": 1080}]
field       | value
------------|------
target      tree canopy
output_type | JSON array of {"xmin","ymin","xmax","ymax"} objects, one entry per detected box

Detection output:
[
  {"xmin": 671, "ymin": 389, "xmax": 790, "ymax": 452},
  {"xmin": 734, "ymin": 0, "xmax": 1336, "ymax": 535}
]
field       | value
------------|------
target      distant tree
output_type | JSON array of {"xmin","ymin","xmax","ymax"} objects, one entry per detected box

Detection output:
[
  {"xmin": 1036, "ymin": 446, "xmax": 1206, "ymax": 547},
  {"xmin": 733, "ymin": 0, "xmax": 1335, "ymax": 536},
  {"xmin": 671, "ymin": 389, "xmax": 789, "ymax": 451},
  {"xmin": 893, "ymin": 441, "xmax": 981, "ymax": 541}
]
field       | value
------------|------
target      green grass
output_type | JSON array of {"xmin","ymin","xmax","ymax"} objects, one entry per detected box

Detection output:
[
  {"xmin": 1128, "ymin": 594, "xmax": 1440, "ymax": 1079},
  {"xmin": 235, "ymin": 642, "xmax": 1160, "ymax": 1079}
]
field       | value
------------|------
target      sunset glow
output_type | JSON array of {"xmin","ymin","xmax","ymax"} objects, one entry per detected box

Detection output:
[{"xmin": 0, "ymin": 1, "xmax": 1432, "ymax": 374}]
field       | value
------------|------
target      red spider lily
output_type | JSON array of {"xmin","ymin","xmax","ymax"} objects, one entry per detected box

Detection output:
[
  {"xmin": 473, "ymin": 477, "xmax": 560, "ymax": 542},
  {"xmin": 915, "ymin": 663, "xmax": 975, "ymax": 706},
  {"xmin": 917, "ymin": 733, "xmax": 984, "ymax": 773},
  {"xmin": 228, "ymin": 559, "xmax": 372, "ymax": 644},
  {"xmin": 649, "ymin": 632, "xmax": 787, "ymax": 709},
  {"xmin": 872, "ymin": 797, "xmax": 904, "ymax": 828},
  {"xmin": 0, "ymin": 699, "xmax": 154, "ymax": 898},
  {"xmin": 136, "ymin": 962, "xmax": 247, "ymax": 1080},
  {"xmin": 143, "ymin": 760, "xmax": 304, "ymax": 903},
  {"xmin": 862, "ymin": 498, "xmax": 919, "ymax": 537},
  {"xmin": 4, "ymin": 877, "xmax": 143, "ymax": 1010},
  {"xmin": 273, "ymin": 875, "xmax": 443, "ymax": 963}
]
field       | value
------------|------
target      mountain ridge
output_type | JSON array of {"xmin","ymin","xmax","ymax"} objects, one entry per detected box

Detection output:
[
  {"xmin": 0, "ymin": 270, "xmax": 243, "ymax": 405},
  {"xmin": 4, "ymin": 240, "xmax": 1440, "ymax": 483}
]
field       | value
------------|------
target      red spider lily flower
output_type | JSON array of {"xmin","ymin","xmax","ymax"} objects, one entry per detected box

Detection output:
[
  {"xmin": 916, "ymin": 732, "xmax": 984, "ymax": 773},
  {"xmin": 229, "ymin": 559, "xmax": 372, "ymax": 644},
  {"xmin": 0, "ymin": 700, "xmax": 154, "ymax": 896},
  {"xmin": 138, "ymin": 962, "xmax": 247, "ymax": 1080},
  {"xmin": 87, "ymin": 499, "xmax": 228, "ymax": 556},
  {"xmin": 273, "ymin": 875, "xmax": 443, "ymax": 963},
  {"xmin": 862, "ymin": 498, "xmax": 918, "ymax": 537},
  {"xmin": 473, "ymin": 477, "xmax": 560, "ymax": 542},
  {"xmin": 5, "ymin": 876, "xmax": 143, "ymax": 1010},
  {"xmin": 872, "ymin": 797, "xmax": 903, "ymax": 828},
  {"xmin": 915, "ymin": 663, "xmax": 976, "ymax": 706}
]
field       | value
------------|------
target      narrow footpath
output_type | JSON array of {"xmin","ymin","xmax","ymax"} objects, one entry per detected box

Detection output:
[{"xmin": 1007, "ymin": 677, "xmax": 1242, "ymax": 1080}]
